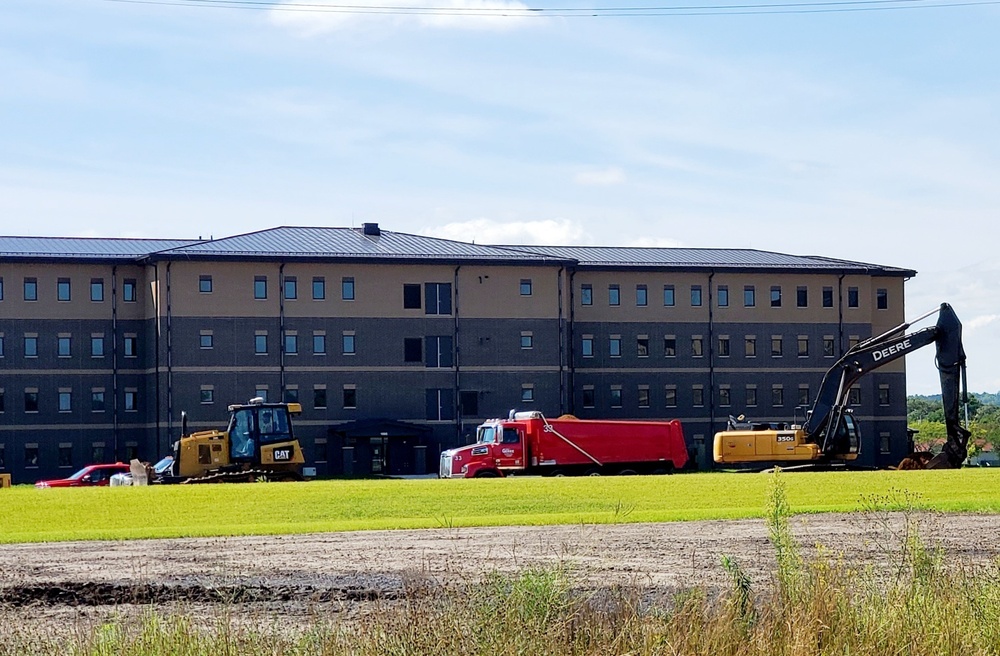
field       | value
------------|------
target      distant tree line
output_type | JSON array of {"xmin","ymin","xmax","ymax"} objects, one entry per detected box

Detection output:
[{"xmin": 907, "ymin": 392, "xmax": 1000, "ymax": 456}]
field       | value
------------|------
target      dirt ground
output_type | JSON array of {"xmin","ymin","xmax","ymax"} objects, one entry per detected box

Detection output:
[{"xmin": 2, "ymin": 512, "xmax": 999, "ymax": 636}]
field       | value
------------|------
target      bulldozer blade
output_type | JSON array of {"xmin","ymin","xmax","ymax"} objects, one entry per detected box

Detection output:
[{"xmin": 924, "ymin": 452, "xmax": 957, "ymax": 469}]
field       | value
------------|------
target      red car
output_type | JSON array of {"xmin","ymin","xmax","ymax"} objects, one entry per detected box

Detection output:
[{"xmin": 35, "ymin": 463, "xmax": 131, "ymax": 488}]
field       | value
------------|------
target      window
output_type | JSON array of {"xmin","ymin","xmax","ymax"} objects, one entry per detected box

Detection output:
[
  {"xmin": 255, "ymin": 387, "xmax": 268, "ymax": 402},
  {"xmin": 664, "ymin": 336, "xmax": 676, "ymax": 357},
  {"xmin": 313, "ymin": 333, "xmax": 327, "ymax": 355},
  {"xmin": 124, "ymin": 390, "xmax": 138, "ymax": 411},
  {"xmin": 521, "ymin": 385, "xmax": 535, "ymax": 403},
  {"xmin": 718, "ymin": 336, "xmax": 730, "ymax": 357},
  {"xmin": 665, "ymin": 386, "xmax": 677, "ymax": 407},
  {"xmin": 608, "ymin": 284, "xmax": 620, "ymax": 306},
  {"xmin": 313, "ymin": 386, "xmax": 327, "ymax": 410},
  {"xmin": 636, "ymin": 285, "xmax": 647, "ymax": 307},
  {"xmin": 123, "ymin": 335, "xmax": 138, "ymax": 358},
  {"xmin": 255, "ymin": 333, "xmax": 268, "ymax": 355},
  {"xmin": 770, "ymin": 286, "xmax": 782, "ymax": 307},
  {"xmin": 285, "ymin": 333, "xmax": 299, "ymax": 355},
  {"xmin": 746, "ymin": 386, "xmax": 757, "ymax": 407},
  {"xmin": 849, "ymin": 335, "xmax": 860, "ymax": 349},
  {"xmin": 719, "ymin": 387, "xmax": 731, "ymax": 407},
  {"xmin": 404, "ymin": 337, "xmax": 422, "ymax": 362},
  {"xmin": 771, "ymin": 336, "xmax": 783, "ymax": 357},
  {"xmin": 58, "ymin": 278, "xmax": 71, "ymax": 301},
  {"xmin": 425, "ymin": 282, "xmax": 452, "ymax": 315},
  {"xmin": 312, "ymin": 277, "xmax": 326, "ymax": 300},
  {"xmin": 848, "ymin": 286, "xmax": 859, "ymax": 308},
  {"xmin": 200, "ymin": 332, "xmax": 213, "ymax": 349},
  {"xmin": 90, "ymin": 278, "xmax": 104, "ymax": 302},
  {"xmin": 343, "ymin": 386, "xmax": 357, "ymax": 409},
  {"xmin": 24, "ymin": 390, "xmax": 39, "ymax": 412},
  {"xmin": 718, "ymin": 285, "xmax": 729, "ymax": 307},
  {"xmin": 797, "ymin": 286, "xmax": 808, "ymax": 308},
  {"xmin": 744, "ymin": 285, "xmax": 755, "ymax": 307},
  {"xmin": 24, "ymin": 335, "xmax": 38, "ymax": 358},
  {"xmin": 0, "ymin": 335, "xmax": 4, "ymax": 357},
  {"xmin": 199, "ymin": 275, "xmax": 213, "ymax": 293},
  {"xmin": 692, "ymin": 387, "xmax": 704, "ymax": 407},
  {"xmin": 0, "ymin": 389, "xmax": 5, "ymax": 413},
  {"xmin": 798, "ymin": 336, "xmax": 809, "ymax": 357},
  {"xmin": 342, "ymin": 277, "xmax": 355, "ymax": 301},
  {"xmin": 823, "ymin": 286, "xmax": 834, "ymax": 308},
  {"xmin": 663, "ymin": 285, "xmax": 675, "ymax": 307},
  {"xmin": 637, "ymin": 386, "xmax": 650, "ymax": 408},
  {"xmin": 877, "ymin": 288, "xmax": 888, "ymax": 310},
  {"xmin": 59, "ymin": 390, "xmax": 72, "ymax": 412},
  {"xmin": 823, "ymin": 337, "xmax": 835, "ymax": 357},
  {"xmin": 0, "ymin": 277, "xmax": 3, "ymax": 301},
  {"xmin": 581, "ymin": 284, "xmax": 593, "ymax": 306},
  {"xmin": 520, "ymin": 332, "xmax": 533, "ymax": 349},
  {"xmin": 691, "ymin": 337, "xmax": 703, "ymax": 357},
  {"xmin": 59, "ymin": 444, "xmax": 72, "ymax": 468},
  {"xmin": 58, "ymin": 336, "xmax": 71, "ymax": 357},
  {"xmin": 282, "ymin": 387, "xmax": 298, "ymax": 404},
  {"xmin": 798, "ymin": 386, "xmax": 810, "ymax": 407},
  {"xmin": 342, "ymin": 333, "xmax": 355, "ymax": 355},
  {"xmin": 460, "ymin": 391, "xmax": 479, "ymax": 416},
  {"xmin": 254, "ymin": 276, "xmax": 267, "ymax": 300},
  {"xmin": 91, "ymin": 390, "xmax": 105, "ymax": 412},
  {"xmin": 123, "ymin": 278, "xmax": 137, "ymax": 302},
  {"xmin": 880, "ymin": 432, "xmax": 891, "ymax": 455},
  {"xmin": 200, "ymin": 388, "xmax": 214, "ymax": 404},
  {"xmin": 425, "ymin": 336, "xmax": 453, "ymax": 368},
  {"xmin": 284, "ymin": 276, "xmax": 298, "ymax": 300},
  {"xmin": 637, "ymin": 336, "xmax": 649, "ymax": 357},
  {"xmin": 581, "ymin": 336, "xmax": 594, "ymax": 357},
  {"xmin": 24, "ymin": 277, "xmax": 38, "ymax": 302},
  {"xmin": 772, "ymin": 386, "xmax": 784, "ymax": 407},
  {"xmin": 582, "ymin": 387, "xmax": 595, "ymax": 408},
  {"xmin": 690, "ymin": 285, "xmax": 702, "ymax": 307},
  {"xmin": 609, "ymin": 336, "xmax": 622, "ymax": 357},
  {"xmin": 610, "ymin": 387, "xmax": 622, "ymax": 408},
  {"xmin": 403, "ymin": 283, "xmax": 422, "ymax": 309},
  {"xmin": 848, "ymin": 387, "xmax": 861, "ymax": 405},
  {"xmin": 520, "ymin": 279, "xmax": 532, "ymax": 296},
  {"xmin": 745, "ymin": 336, "xmax": 756, "ymax": 358},
  {"xmin": 24, "ymin": 444, "xmax": 39, "ymax": 468},
  {"xmin": 879, "ymin": 384, "xmax": 890, "ymax": 406}
]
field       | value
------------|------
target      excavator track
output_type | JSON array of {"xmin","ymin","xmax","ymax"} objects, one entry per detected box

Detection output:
[{"xmin": 181, "ymin": 469, "xmax": 303, "ymax": 484}]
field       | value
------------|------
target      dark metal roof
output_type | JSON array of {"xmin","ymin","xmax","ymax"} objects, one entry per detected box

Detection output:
[
  {"xmin": 504, "ymin": 245, "xmax": 915, "ymax": 275},
  {"xmin": 157, "ymin": 226, "xmax": 570, "ymax": 264},
  {"xmin": 0, "ymin": 236, "xmax": 201, "ymax": 260}
]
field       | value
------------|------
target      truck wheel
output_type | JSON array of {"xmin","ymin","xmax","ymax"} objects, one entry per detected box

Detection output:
[
  {"xmin": 549, "ymin": 470, "xmax": 566, "ymax": 477},
  {"xmin": 474, "ymin": 470, "xmax": 499, "ymax": 478},
  {"xmin": 584, "ymin": 468, "xmax": 602, "ymax": 477},
  {"xmin": 617, "ymin": 469, "xmax": 637, "ymax": 476}
]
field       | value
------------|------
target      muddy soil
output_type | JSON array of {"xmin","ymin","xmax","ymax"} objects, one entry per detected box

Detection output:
[{"xmin": 1, "ymin": 512, "xmax": 998, "ymax": 636}]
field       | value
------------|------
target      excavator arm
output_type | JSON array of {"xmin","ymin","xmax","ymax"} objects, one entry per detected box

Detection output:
[{"xmin": 803, "ymin": 303, "xmax": 970, "ymax": 467}]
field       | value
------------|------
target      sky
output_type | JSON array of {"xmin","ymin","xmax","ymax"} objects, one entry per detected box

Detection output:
[{"xmin": 2, "ymin": 0, "xmax": 998, "ymax": 395}]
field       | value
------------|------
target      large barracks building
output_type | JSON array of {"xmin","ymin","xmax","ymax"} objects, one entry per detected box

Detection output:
[{"xmin": 0, "ymin": 224, "xmax": 915, "ymax": 482}]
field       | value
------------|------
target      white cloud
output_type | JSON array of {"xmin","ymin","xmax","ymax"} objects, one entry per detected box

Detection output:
[
  {"xmin": 421, "ymin": 218, "xmax": 587, "ymax": 246},
  {"xmin": 968, "ymin": 314, "xmax": 1000, "ymax": 331},
  {"xmin": 574, "ymin": 167, "xmax": 627, "ymax": 186},
  {"xmin": 268, "ymin": 0, "xmax": 535, "ymax": 36}
]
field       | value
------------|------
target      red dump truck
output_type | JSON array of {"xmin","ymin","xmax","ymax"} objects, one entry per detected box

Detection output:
[{"xmin": 440, "ymin": 411, "xmax": 688, "ymax": 478}]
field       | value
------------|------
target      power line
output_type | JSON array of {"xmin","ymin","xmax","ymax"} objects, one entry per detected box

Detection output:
[{"xmin": 102, "ymin": 0, "xmax": 1000, "ymax": 16}]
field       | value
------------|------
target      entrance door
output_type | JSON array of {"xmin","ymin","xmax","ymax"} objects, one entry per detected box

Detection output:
[{"xmin": 369, "ymin": 437, "xmax": 387, "ymax": 474}]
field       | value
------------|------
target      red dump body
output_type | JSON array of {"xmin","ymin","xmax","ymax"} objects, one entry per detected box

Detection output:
[{"xmin": 440, "ymin": 411, "xmax": 688, "ymax": 478}]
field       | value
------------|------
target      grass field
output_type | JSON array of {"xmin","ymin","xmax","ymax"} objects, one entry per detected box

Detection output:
[{"xmin": 1, "ymin": 468, "xmax": 997, "ymax": 544}]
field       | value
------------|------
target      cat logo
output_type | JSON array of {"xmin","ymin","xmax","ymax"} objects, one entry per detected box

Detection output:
[{"xmin": 273, "ymin": 448, "xmax": 293, "ymax": 462}]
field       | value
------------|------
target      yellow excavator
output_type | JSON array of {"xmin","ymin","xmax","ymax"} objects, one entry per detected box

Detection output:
[
  {"xmin": 714, "ymin": 303, "xmax": 970, "ymax": 469},
  {"xmin": 159, "ymin": 397, "xmax": 306, "ymax": 483}
]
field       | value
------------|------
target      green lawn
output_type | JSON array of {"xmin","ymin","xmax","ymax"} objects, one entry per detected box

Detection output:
[{"xmin": 1, "ymin": 469, "xmax": 997, "ymax": 544}]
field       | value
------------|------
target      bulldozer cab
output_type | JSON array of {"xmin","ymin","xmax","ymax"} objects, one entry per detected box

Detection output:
[{"xmin": 227, "ymin": 402, "xmax": 295, "ymax": 463}]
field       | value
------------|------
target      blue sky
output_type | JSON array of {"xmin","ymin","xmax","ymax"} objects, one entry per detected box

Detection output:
[{"xmin": 3, "ymin": 0, "xmax": 999, "ymax": 394}]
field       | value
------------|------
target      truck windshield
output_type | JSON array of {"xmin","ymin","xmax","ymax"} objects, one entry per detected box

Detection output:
[{"xmin": 477, "ymin": 426, "xmax": 496, "ymax": 444}]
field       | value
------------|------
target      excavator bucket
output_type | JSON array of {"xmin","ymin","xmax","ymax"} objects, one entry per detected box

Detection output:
[{"xmin": 923, "ymin": 452, "xmax": 958, "ymax": 469}]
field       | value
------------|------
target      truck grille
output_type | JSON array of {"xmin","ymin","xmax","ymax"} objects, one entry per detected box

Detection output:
[{"xmin": 439, "ymin": 453, "xmax": 453, "ymax": 478}]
